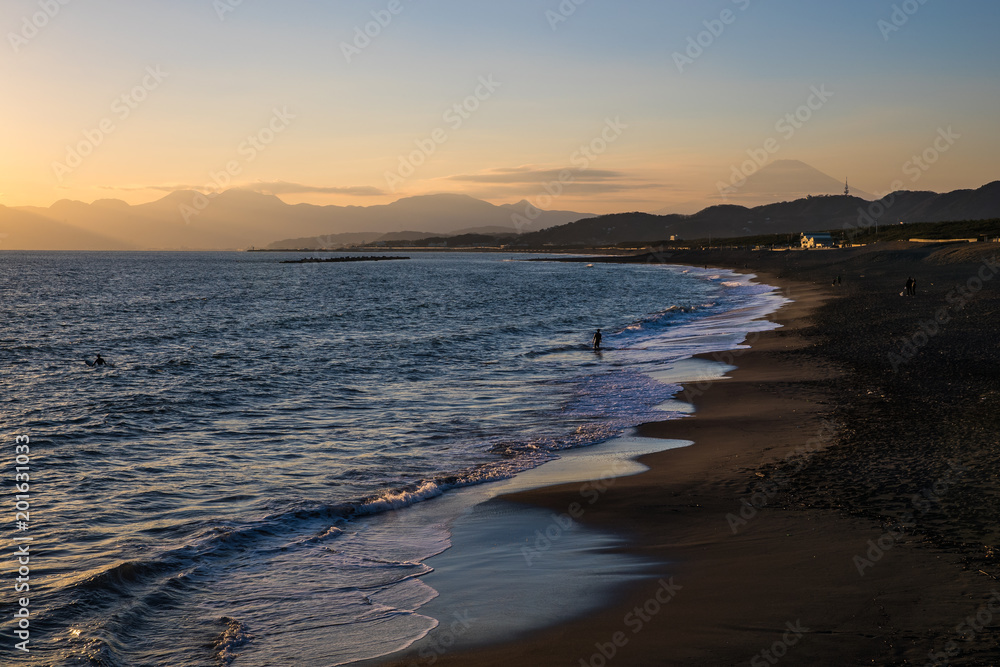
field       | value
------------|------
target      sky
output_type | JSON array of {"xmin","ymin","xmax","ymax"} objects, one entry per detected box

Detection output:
[{"xmin": 2, "ymin": 0, "xmax": 998, "ymax": 214}]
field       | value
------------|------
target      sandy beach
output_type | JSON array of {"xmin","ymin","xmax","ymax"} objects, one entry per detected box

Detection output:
[{"xmin": 383, "ymin": 242, "xmax": 1000, "ymax": 666}]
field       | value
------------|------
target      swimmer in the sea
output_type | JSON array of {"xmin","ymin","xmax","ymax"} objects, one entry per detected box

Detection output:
[{"xmin": 86, "ymin": 354, "xmax": 108, "ymax": 367}]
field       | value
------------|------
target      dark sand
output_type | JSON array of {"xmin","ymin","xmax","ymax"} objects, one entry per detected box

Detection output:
[{"xmin": 384, "ymin": 242, "xmax": 1000, "ymax": 666}]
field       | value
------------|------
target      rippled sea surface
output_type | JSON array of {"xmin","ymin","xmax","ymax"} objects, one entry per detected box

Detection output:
[{"xmin": 0, "ymin": 251, "xmax": 781, "ymax": 665}]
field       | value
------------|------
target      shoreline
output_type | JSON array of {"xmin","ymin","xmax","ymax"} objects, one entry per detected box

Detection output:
[
  {"xmin": 382, "ymin": 244, "xmax": 1000, "ymax": 666},
  {"xmin": 378, "ymin": 432, "xmax": 696, "ymax": 665},
  {"xmin": 370, "ymin": 263, "xmax": 782, "ymax": 665}
]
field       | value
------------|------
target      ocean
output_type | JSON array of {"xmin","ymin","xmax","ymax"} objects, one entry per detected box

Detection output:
[{"xmin": 0, "ymin": 251, "xmax": 783, "ymax": 665}]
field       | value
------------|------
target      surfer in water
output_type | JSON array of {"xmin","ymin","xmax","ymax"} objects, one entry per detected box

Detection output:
[
  {"xmin": 592, "ymin": 329, "xmax": 602, "ymax": 351},
  {"xmin": 86, "ymin": 354, "xmax": 108, "ymax": 367}
]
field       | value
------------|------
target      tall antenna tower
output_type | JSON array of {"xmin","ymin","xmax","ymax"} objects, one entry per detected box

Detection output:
[{"xmin": 844, "ymin": 178, "xmax": 850, "ymax": 196}]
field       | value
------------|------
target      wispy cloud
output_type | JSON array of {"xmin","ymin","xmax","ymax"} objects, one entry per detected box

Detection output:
[
  {"xmin": 241, "ymin": 181, "xmax": 385, "ymax": 196},
  {"xmin": 448, "ymin": 166, "xmax": 626, "ymax": 184},
  {"xmin": 440, "ymin": 166, "xmax": 667, "ymax": 201},
  {"xmin": 100, "ymin": 184, "xmax": 200, "ymax": 192},
  {"xmin": 101, "ymin": 181, "xmax": 385, "ymax": 197}
]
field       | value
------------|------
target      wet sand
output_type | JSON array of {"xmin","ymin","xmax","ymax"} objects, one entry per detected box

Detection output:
[{"xmin": 383, "ymin": 242, "xmax": 1000, "ymax": 666}]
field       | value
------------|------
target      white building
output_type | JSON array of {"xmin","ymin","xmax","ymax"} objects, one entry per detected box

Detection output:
[{"xmin": 801, "ymin": 232, "xmax": 834, "ymax": 249}]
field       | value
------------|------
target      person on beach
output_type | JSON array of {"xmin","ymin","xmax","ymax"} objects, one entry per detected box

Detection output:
[
  {"xmin": 908, "ymin": 277, "xmax": 916, "ymax": 296},
  {"xmin": 904, "ymin": 277, "xmax": 915, "ymax": 296},
  {"xmin": 592, "ymin": 329, "xmax": 602, "ymax": 351}
]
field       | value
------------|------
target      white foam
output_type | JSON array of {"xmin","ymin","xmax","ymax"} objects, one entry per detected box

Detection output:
[{"xmin": 357, "ymin": 481, "xmax": 446, "ymax": 515}]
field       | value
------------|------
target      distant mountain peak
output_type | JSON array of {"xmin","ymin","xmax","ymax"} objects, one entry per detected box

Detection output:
[
  {"xmin": 392, "ymin": 193, "xmax": 486, "ymax": 204},
  {"xmin": 217, "ymin": 189, "xmax": 286, "ymax": 204},
  {"xmin": 727, "ymin": 159, "xmax": 875, "ymax": 200},
  {"xmin": 92, "ymin": 198, "xmax": 131, "ymax": 208},
  {"xmin": 770, "ymin": 158, "xmax": 811, "ymax": 168},
  {"xmin": 157, "ymin": 190, "xmax": 203, "ymax": 202},
  {"xmin": 502, "ymin": 199, "xmax": 533, "ymax": 208},
  {"xmin": 656, "ymin": 160, "xmax": 875, "ymax": 215}
]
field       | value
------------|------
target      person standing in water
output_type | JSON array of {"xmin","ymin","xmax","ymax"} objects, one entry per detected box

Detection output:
[
  {"xmin": 85, "ymin": 354, "xmax": 107, "ymax": 367},
  {"xmin": 592, "ymin": 329, "xmax": 602, "ymax": 351}
]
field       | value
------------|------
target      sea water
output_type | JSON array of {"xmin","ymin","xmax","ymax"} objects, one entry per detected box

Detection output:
[{"xmin": 0, "ymin": 251, "xmax": 783, "ymax": 665}]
